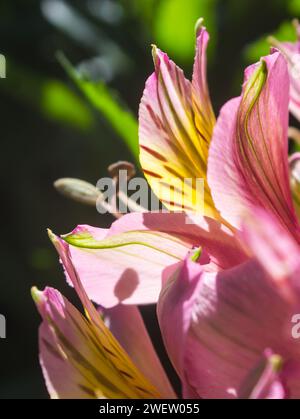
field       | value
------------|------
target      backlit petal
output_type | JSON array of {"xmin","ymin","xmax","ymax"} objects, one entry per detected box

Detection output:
[
  {"xmin": 57, "ymin": 212, "xmax": 246, "ymax": 308},
  {"xmin": 103, "ymin": 304, "xmax": 176, "ymax": 398},
  {"xmin": 33, "ymin": 286, "xmax": 160, "ymax": 399},
  {"xmin": 208, "ymin": 52, "xmax": 299, "ymax": 238},
  {"xmin": 139, "ymin": 26, "xmax": 217, "ymax": 218}
]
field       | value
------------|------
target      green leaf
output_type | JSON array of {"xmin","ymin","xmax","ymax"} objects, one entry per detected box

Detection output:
[{"xmin": 57, "ymin": 52, "xmax": 139, "ymax": 162}]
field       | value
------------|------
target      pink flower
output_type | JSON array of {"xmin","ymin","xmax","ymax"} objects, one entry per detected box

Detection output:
[
  {"xmin": 33, "ymin": 22, "xmax": 300, "ymax": 398},
  {"xmin": 34, "ymin": 211, "xmax": 300, "ymax": 398},
  {"xmin": 55, "ymin": 31, "xmax": 299, "ymax": 308}
]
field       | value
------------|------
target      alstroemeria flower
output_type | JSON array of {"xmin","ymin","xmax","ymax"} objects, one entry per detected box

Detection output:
[
  {"xmin": 50, "ymin": 49, "xmax": 300, "ymax": 310},
  {"xmin": 158, "ymin": 209, "xmax": 300, "ymax": 399},
  {"xmin": 35, "ymin": 211, "xmax": 300, "ymax": 399},
  {"xmin": 269, "ymin": 19, "xmax": 300, "ymax": 122},
  {"xmin": 41, "ymin": 24, "xmax": 300, "ymax": 314},
  {"xmin": 33, "ymin": 232, "xmax": 175, "ymax": 399},
  {"xmin": 34, "ymin": 23, "xmax": 300, "ymax": 399}
]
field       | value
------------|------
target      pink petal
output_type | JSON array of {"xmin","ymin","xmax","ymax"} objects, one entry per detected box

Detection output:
[
  {"xmin": 57, "ymin": 212, "xmax": 246, "ymax": 308},
  {"xmin": 239, "ymin": 208, "xmax": 300, "ymax": 302},
  {"xmin": 34, "ymin": 287, "xmax": 157, "ymax": 398},
  {"xmin": 61, "ymin": 214, "xmax": 194, "ymax": 308},
  {"xmin": 48, "ymin": 232, "xmax": 174, "ymax": 398},
  {"xmin": 139, "ymin": 31, "xmax": 217, "ymax": 217},
  {"xmin": 34, "ymin": 288, "xmax": 96, "ymax": 399},
  {"xmin": 192, "ymin": 22, "xmax": 215, "ymax": 139},
  {"xmin": 208, "ymin": 52, "xmax": 300, "ymax": 238},
  {"xmin": 207, "ymin": 97, "xmax": 243, "ymax": 223},
  {"xmin": 48, "ymin": 231, "xmax": 106, "ymax": 329},
  {"xmin": 103, "ymin": 304, "xmax": 176, "ymax": 398},
  {"xmin": 158, "ymin": 256, "xmax": 300, "ymax": 399},
  {"xmin": 157, "ymin": 258, "xmax": 203, "ymax": 381}
]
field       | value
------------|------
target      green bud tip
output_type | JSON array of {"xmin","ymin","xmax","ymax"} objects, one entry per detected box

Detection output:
[
  {"xmin": 151, "ymin": 44, "xmax": 159, "ymax": 67},
  {"xmin": 47, "ymin": 228, "xmax": 57, "ymax": 243},
  {"xmin": 31, "ymin": 286, "xmax": 43, "ymax": 305},
  {"xmin": 243, "ymin": 59, "xmax": 267, "ymax": 101},
  {"xmin": 195, "ymin": 17, "xmax": 204, "ymax": 37}
]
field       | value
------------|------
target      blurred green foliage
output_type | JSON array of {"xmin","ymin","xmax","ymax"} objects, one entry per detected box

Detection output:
[
  {"xmin": 3, "ymin": 0, "xmax": 295, "ymax": 164},
  {"xmin": 0, "ymin": 59, "xmax": 94, "ymax": 131},
  {"xmin": 244, "ymin": 20, "xmax": 297, "ymax": 63},
  {"xmin": 58, "ymin": 52, "xmax": 139, "ymax": 162},
  {"xmin": 153, "ymin": 0, "xmax": 217, "ymax": 63},
  {"xmin": 41, "ymin": 80, "xmax": 94, "ymax": 130},
  {"xmin": 288, "ymin": 0, "xmax": 300, "ymax": 15}
]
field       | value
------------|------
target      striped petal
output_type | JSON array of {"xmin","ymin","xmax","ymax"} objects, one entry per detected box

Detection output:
[
  {"xmin": 192, "ymin": 20, "xmax": 215, "ymax": 140},
  {"xmin": 33, "ymin": 287, "xmax": 161, "ymax": 399},
  {"xmin": 208, "ymin": 52, "xmax": 300, "ymax": 238},
  {"xmin": 103, "ymin": 305, "xmax": 176, "ymax": 398},
  {"xmin": 33, "ymin": 234, "xmax": 162, "ymax": 399},
  {"xmin": 139, "ymin": 24, "xmax": 217, "ymax": 218}
]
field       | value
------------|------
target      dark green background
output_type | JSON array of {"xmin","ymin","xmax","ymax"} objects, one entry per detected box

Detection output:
[{"xmin": 0, "ymin": 0, "xmax": 298, "ymax": 398}]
